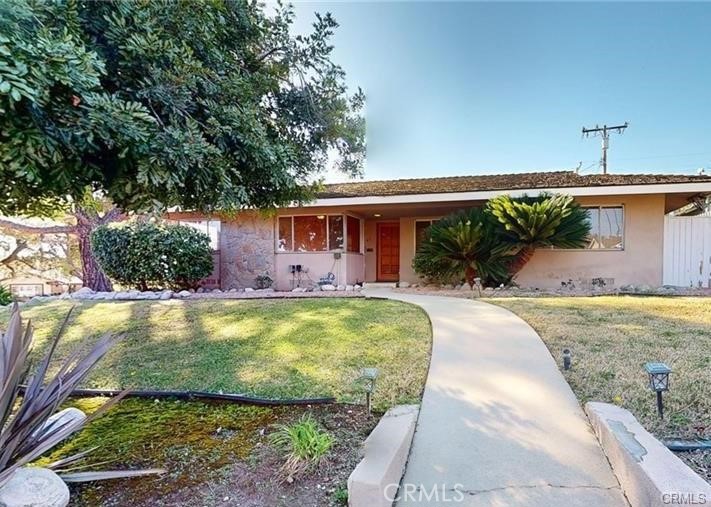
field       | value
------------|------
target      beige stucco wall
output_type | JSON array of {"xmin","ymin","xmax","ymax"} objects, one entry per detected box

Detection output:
[
  {"xmin": 393, "ymin": 193, "xmax": 665, "ymax": 288},
  {"xmin": 514, "ymin": 194, "xmax": 665, "ymax": 288},
  {"xmin": 274, "ymin": 252, "xmax": 364, "ymax": 290}
]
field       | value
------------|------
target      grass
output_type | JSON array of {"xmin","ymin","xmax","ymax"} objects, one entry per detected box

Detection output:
[
  {"xmin": 0, "ymin": 298, "xmax": 432, "ymax": 411},
  {"xmin": 490, "ymin": 296, "xmax": 710, "ymax": 479}
]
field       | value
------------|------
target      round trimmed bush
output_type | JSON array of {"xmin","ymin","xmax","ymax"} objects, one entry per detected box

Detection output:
[{"xmin": 91, "ymin": 221, "xmax": 214, "ymax": 290}]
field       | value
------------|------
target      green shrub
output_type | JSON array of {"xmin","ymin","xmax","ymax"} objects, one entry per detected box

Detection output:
[
  {"xmin": 412, "ymin": 208, "xmax": 515, "ymax": 287},
  {"xmin": 0, "ymin": 286, "xmax": 12, "ymax": 306},
  {"xmin": 92, "ymin": 221, "xmax": 214, "ymax": 290},
  {"xmin": 269, "ymin": 415, "xmax": 333, "ymax": 481}
]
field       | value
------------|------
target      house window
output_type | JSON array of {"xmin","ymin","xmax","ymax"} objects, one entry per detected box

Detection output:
[
  {"xmin": 329, "ymin": 215, "xmax": 344, "ymax": 251},
  {"xmin": 294, "ymin": 215, "xmax": 327, "ymax": 251},
  {"xmin": 346, "ymin": 216, "xmax": 361, "ymax": 253},
  {"xmin": 278, "ymin": 215, "xmax": 362, "ymax": 252},
  {"xmin": 278, "ymin": 217, "xmax": 292, "ymax": 252},
  {"xmin": 178, "ymin": 220, "xmax": 221, "ymax": 250},
  {"xmin": 584, "ymin": 206, "xmax": 624, "ymax": 250},
  {"xmin": 415, "ymin": 219, "xmax": 438, "ymax": 252}
]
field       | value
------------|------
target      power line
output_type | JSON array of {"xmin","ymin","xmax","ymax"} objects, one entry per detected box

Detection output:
[{"xmin": 582, "ymin": 122, "xmax": 629, "ymax": 174}]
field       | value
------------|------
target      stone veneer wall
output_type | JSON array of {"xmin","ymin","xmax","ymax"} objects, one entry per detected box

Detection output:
[{"xmin": 220, "ymin": 212, "xmax": 275, "ymax": 289}]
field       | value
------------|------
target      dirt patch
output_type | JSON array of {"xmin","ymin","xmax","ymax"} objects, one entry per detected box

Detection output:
[{"xmin": 47, "ymin": 400, "xmax": 375, "ymax": 506}]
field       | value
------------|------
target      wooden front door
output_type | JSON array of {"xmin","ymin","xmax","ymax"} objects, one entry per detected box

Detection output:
[{"xmin": 377, "ymin": 222, "xmax": 400, "ymax": 281}]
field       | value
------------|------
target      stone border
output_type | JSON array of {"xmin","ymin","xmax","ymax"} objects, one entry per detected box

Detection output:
[
  {"xmin": 585, "ymin": 402, "xmax": 711, "ymax": 507},
  {"xmin": 348, "ymin": 404, "xmax": 419, "ymax": 507},
  {"xmin": 15, "ymin": 286, "xmax": 365, "ymax": 305}
]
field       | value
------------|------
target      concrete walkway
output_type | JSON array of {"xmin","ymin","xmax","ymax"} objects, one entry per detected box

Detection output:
[{"xmin": 366, "ymin": 289, "xmax": 627, "ymax": 507}]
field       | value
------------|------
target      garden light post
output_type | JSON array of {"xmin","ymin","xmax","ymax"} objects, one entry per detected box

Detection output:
[
  {"xmin": 644, "ymin": 362, "xmax": 671, "ymax": 419},
  {"xmin": 359, "ymin": 368, "xmax": 379, "ymax": 416},
  {"xmin": 562, "ymin": 349, "xmax": 572, "ymax": 370}
]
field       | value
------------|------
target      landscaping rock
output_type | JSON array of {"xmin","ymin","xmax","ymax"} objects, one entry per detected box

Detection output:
[
  {"xmin": 33, "ymin": 407, "xmax": 86, "ymax": 439},
  {"xmin": 0, "ymin": 467, "xmax": 69, "ymax": 507},
  {"xmin": 336, "ymin": 284, "xmax": 346, "ymax": 291},
  {"xmin": 94, "ymin": 291, "xmax": 115, "ymax": 300},
  {"xmin": 228, "ymin": 288, "xmax": 238, "ymax": 293},
  {"xmin": 291, "ymin": 287, "xmax": 307, "ymax": 292},
  {"xmin": 136, "ymin": 291, "xmax": 161, "ymax": 300},
  {"xmin": 345, "ymin": 285, "xmax": 354, "ymax": 291},
  {"xmin": 176, "ymin": 290, "xmax": 191, "ymax": 298},
  {"xmin": 244, "ymin": 288, "xmax": 254, "ymax": 292},
  {"xmin": 159, "ymin": 290, "xmax": 173, "ymax": 300},
  {"xmin": 398, "ymin": 281, "xmax": 410, "ymax": 288},
  {"xmin": 459, "ymin": 284, "xmax": 471, "ymax": 291},
  {"xmin": 320, "ymin": 284, "xmax": 336, "ymax": 291},
  {"xmin": 212, "ymin": 288, "xmax": 222, "ymax": 293},
  {"xmin": 70, "ymin": 287, "xmax": 94, "ymax": 299}
]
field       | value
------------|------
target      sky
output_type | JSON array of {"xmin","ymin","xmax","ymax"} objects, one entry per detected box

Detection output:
[{"xmin": 288, "ymin": 1, "xmax": 711, "ymax": 182}]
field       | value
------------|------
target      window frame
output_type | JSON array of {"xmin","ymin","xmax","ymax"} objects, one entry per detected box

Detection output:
[
  {"xmin": 414, "ymin": 218, "xmax": 442, "ymax": 253},
  {"xmin": 276, "ymin": 214, "xmax": 363, "ymax": 254},
  {"xmin": 177, "ymin": 219, "xmax": 221, "ymax": 251}
]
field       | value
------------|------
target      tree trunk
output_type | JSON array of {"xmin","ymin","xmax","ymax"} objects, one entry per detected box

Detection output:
[
  {"xmin": 465, "ymin": 264, "xmax": 477, "ymax": 288},
  {"xmin": 74, "ymin": 206, "xmax": 119, "ymax": 292},
  {"xmin": 508, "ymin": 245, "xmax": 536, "ymax": 277},
  {"xmin": 0, "ymin": 208, "xmax": 121, "ymax": 291}
]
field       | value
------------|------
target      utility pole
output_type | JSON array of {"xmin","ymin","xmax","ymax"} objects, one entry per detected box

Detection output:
[{"xmin": 581, "ymin": 122, "xmax": 628, "ymax": 174}]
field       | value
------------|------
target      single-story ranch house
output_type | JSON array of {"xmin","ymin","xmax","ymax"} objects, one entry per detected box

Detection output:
[{"xmin": 166, "ymin": 171, "xmax": 711, "ymax": 290}]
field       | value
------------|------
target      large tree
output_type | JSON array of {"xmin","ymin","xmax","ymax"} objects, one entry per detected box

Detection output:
[{"xmin": 0, "ymin": 0, "xmax": 365, "ymax": 289}]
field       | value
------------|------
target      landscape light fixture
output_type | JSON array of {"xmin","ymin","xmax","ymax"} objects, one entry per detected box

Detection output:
[
  {"xmin": 358, "ymin": 367, "xmax": 379, "ymax": 416},
  {"xmin": 644, "ymin": 362, "xmax": 671, "ymax": 419},
  {"xmin": 562, "ymin": 349, "xmax": 572, "ymax": 370}
]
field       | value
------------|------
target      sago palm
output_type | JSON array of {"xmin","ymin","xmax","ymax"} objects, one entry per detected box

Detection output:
[
  {"xmin": 412, "ymin": 208, "xmax": 516, "ymax": 287},
  {"xmin": 487, "ymin": 193, "xmax": 591, "ymax": 275}
]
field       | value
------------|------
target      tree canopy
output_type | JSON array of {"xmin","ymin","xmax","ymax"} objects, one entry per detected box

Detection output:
[{"xmin": 0, "ymin": 0, "xmax": 365, "ymax": 216}]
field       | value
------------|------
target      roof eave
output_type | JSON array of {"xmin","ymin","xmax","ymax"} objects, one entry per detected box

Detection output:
[{"xmin": 305, "ymin": 181, "xmax": 711, "ymax": 208}]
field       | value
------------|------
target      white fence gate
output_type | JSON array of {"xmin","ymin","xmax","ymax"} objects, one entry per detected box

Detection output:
[{"xmin": 663, "ymin": 215, "xmax": 711, "ymax": 287}]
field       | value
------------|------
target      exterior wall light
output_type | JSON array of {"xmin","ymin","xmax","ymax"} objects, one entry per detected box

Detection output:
[
  {"xmin": 373, "ymin": 213, "xmax": 382, "ymax": 218},
  {"xmin": 358, "ymin": 367, "xmax": 379, "ymax": 416},
  {"xmin": 644, "ymin": 362, "xmax": 671, "ymax": 419}
]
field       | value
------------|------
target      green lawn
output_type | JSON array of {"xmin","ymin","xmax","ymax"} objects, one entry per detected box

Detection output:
[
  {"xmin": 1, "ymin": 298, "xmax": 432, "ymax": 410},
  {"xmin": 491, "ymin": 296, "xmax": 710, "ymax": 480}
]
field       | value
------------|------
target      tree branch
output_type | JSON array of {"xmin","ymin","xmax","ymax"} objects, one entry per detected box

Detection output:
[{"xmin": 0, "ymin": 218, "xmax": 76, "ymax": 235}]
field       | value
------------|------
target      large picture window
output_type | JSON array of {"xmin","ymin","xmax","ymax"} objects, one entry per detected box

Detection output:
[
  {"xmin": 278, "ymin": 215, "xmax": 361, "ymax": 252},
  {"xmin": 584, "ymin": 206, "xmax": 624, "ymax": 250}
]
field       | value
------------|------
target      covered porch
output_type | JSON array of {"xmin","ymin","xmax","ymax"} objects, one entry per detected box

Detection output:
[{"xmin": 273, "ymin": 200, "xmax": 480, "ymax": 290}]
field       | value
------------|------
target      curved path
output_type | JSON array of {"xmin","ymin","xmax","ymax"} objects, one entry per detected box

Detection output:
[{"xmin": 366, "ymin": 289, "xmax": 627, "ymax": 507}]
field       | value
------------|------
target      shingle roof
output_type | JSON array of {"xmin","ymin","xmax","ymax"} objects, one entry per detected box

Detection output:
[{"xmin": 319, "ymin": 171, "xmax": 711, "ymax": 198}]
